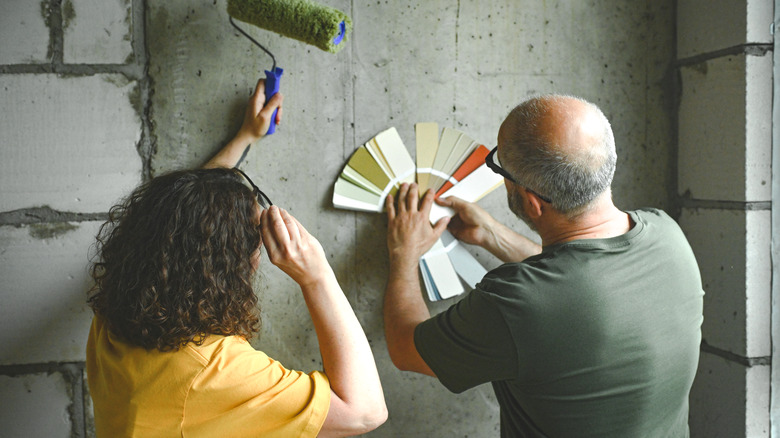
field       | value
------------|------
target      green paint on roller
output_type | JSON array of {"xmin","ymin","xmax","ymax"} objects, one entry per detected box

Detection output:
[{"xmin": 227, "ymin": 0, "xmax": 352, "ymax": 54}]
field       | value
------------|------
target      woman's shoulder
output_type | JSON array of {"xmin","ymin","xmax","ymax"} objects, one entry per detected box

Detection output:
[{"xmin": 186, "ymin": 334, "xmax": 268, "ymax": 365}]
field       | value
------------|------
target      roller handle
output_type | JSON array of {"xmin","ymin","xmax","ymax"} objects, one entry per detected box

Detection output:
[{"xmin": 264, "ymin": 67, "xmax": 283, "ymax": 135}]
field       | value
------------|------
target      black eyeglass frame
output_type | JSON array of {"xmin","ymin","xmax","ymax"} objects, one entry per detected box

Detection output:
[
  {"xmin": 233, "ymin": 168, "xmax": 273, "ymax": 208},
  {"xmin": 485, "ymin": 146, "xmax": 553, "ymax": 204}
]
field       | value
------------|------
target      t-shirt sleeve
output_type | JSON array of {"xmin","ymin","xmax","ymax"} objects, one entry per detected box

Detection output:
[
  {"xmin": 183, "ymin": 338, "xmax": 331, "ymax": 438},
  {"xmin": 414, "ymin": 288, "xmax": 518, "ymax": 393}
]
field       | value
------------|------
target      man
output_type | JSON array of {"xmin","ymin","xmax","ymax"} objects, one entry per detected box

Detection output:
[{"xmin": 383, "ymin": 95, "xmax": 704, "ymax": 437}]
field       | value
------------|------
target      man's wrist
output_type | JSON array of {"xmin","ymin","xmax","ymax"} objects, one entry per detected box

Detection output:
[{"xmin": 388, "ymin": 253, "xmax": 418, "ymax": 274}]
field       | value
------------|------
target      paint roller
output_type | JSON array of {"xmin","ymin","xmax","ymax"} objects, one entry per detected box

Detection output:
[{"xmin": 227, "ymin": 0, "xmax": 352, "ymax": 134}]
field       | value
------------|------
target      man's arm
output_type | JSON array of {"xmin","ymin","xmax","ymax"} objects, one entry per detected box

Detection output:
[
  {"xmin": 383, "ymin": 183, "xmax": 449, "ymax": 375},
  {"xmin": 261, "ymin": 206, "xmax": 387, "ymax": 436},
  {"xmin": 436, "ymin": 196, "xmax": 541, "ymax": 263},
  {"xmin": 202, "ymin": 78, "xmax": 284, "ymax": 169}
]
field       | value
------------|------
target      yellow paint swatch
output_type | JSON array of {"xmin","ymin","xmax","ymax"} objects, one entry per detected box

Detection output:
[{"xmin": 415, "ymin": 122, "xmax": 439, "ymax": 193}]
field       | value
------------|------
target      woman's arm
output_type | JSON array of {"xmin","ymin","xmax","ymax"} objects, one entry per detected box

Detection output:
[
  {"xmin": 202, "ymin": 78, "xmax": 284, "ymax": 169},
  {"xmin": 260, "ymin": 206, "xmax": 387, "ymax": 437}
]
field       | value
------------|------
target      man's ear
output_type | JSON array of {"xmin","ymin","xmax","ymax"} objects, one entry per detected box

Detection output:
[{"xmin": 525, "ymin": 189, "xmax": 544, "ymax": 219}]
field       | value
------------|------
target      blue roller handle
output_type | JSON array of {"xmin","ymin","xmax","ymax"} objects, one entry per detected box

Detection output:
[{"xmin": 264, "ymin": 67, "xmax": 283, "ymax": 135}]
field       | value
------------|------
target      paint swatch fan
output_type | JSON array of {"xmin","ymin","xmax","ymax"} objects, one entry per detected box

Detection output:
[{"xmin": 333, "ymin": 124, "xmax": 504, "ymax": 301}]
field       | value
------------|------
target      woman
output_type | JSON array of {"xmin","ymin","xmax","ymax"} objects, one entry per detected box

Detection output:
[{"xmin": 86, "ymin": 79, "xmax": 387, "ymax": 437}]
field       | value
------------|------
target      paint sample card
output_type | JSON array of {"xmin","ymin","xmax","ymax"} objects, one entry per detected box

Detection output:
[
  {"xmin": 436, "ymin": 144, "xmax": 491, "ymax": 197},
  {"xmin": 426, "ymin": 127, "xmax": 462, "ymax": 193},
  {"xmin": 429, "ymin": 164, "xmax": 504, "ymax": 223},
  {"xmin": 420, "ymin": 239, "xmax": 464, "ymax": 301},
  {"xmin": 440, "ymin": 230, "xmax": 487, "ymax": 289},
  {"xmin": 374, "ymin": 127, "xmax": 416, "ymax": 184},
  {"xmin": 420, "ymin": 231, "xmax": 488, "ymax": 301},
  {"xmin": 333, "ymin": 123, "xmax": 499, "ymax": 301},
  {"xmin": 415, "ymin": 122, "xmax": 439, "ymax": 194},
  {"xmin": 333, "ymin": 127, "xmax": 415, "ymax": 212}
]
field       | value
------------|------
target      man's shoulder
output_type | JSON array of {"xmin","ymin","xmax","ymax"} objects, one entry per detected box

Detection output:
[
  {"xmin": 630, "ymin": 207, "xmax": 675, "ymax": 226},
  {"xmin": 476, "ymin": 259, "xmax": 555, "ymax": 302}
]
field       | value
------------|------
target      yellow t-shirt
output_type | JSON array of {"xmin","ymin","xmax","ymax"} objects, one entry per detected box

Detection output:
[{"xmin": 86, "ymin": 317, "xmax": 330, "ymax": 437}]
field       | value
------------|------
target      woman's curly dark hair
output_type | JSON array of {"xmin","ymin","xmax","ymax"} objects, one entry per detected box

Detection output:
[{"xmin": 88, "ymin": 168, "xmax": 262, "ymax": 351}]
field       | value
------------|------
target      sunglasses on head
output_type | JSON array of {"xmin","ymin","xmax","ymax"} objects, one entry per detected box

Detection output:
[
  {"xmin": 233, "ymin": 168, "xmax": 273, "ymax": 208},
  {"xmin": 485, "ymin": 146, "xmax": 553, "ymax": 204}
]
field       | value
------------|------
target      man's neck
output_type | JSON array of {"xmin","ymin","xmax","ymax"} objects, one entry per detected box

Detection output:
[{"xmin": 538, "ymin": 200, "xmax": 632, "ymax": 247}]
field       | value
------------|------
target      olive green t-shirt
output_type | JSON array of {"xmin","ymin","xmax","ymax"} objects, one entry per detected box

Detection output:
[{"xmin": 415, "ymin": 209, "xmax": 704, "ymax": 437}]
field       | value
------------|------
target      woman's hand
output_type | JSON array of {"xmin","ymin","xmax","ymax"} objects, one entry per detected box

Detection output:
[
  {"xmin": 260, "ymin": 206, "xmax": 331, "ymax": 288},
  {"xmin": 236, "ymin": 78, "xmax": 284, "ymax": 143},
  {"xmin": 202, "ymin": 78, "xmax": 284, "ymax": 169}
]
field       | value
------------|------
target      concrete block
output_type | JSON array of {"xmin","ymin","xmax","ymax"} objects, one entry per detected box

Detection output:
[
  {"xmin": 63, "ymin": 0, "xmax": 133, "ymax": 64},
  {"xmin": 0, "ymin": 74, "xmax": 143, "ymax": 213},
  {"xmin": 679, "ymin": 208, "xmax": 771, "ymax": 358},
  {"xmin": 744, "ymin": 54, "xmax": 773, "ymax": 200},
  {"xmin": 677, "ymin": 0, "xmax": 773, "ymax": 59},
  {"xmin": 0, "ymin": 372, "xmax": 73, "ymax": 438},
  {"xmin": 689, "ymin": 352, "xmax": 770, "ymax": 438},
  {"xmin": 0, "ymin": 222, "xmax": 102, "ymax": 365},
  {"xmin": 678, "ymin": 54, "xmax": 772, "ymax": 202},
  {"xmin": 0, "ymin": 0, "xmax": 51, "ymax": 64}
]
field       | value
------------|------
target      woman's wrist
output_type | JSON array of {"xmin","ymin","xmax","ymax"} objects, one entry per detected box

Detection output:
[
  {"xmin": 296, "ymin": 265, "xmax": 339, "ymax": 294},
  {"xmin": 231, "ymin": 129, "xmax": 259, "ymax": 149}
]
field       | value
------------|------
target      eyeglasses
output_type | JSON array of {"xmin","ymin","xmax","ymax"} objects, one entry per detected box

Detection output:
[
  {"xmin": 485, "ymin": 146, "xmax": 553, "ymax": 204},
  {"xmin": 233, "ymin": 168, "xmax": 273, "ymax": 208}
]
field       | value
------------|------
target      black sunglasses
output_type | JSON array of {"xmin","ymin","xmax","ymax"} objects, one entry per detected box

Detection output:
[
  {"xmin": 485, "ymin": 147, "xmax": 553, "ymax": 204},
  {"xmin": 233, "ymin": 168, "xmax": 273, "ymax": 208}
]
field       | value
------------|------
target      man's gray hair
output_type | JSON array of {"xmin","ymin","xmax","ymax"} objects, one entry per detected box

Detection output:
[{"xmin": 500, "ymin": 95, "xmax": 616, "ymax": 216}]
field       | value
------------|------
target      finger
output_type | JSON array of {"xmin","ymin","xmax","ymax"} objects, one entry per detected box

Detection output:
[
  {"xmin": 278, "ymin": 208, "xmax": 302, "ymax": 243},
  {"xmin": 419, "ymin": 188, "xmax": 436, "ymax": 217},
  {"xmin": 435, "ymin": 195, "xmax": 452, "ymax": 206},
  {"xmin": 260, "ymin": 209, "xmax": 280, "ymax": 254},
  {"xmin": 406, "ymin": 183, "xmax": 419, "ymax": 211},
  {"xmin": 254, "ymin": 78, "xmax": 265, "ymax": 94},
  {"xmin": 267, "ymin": 206, "xmax": 291, "ymax": 246},
  {"xmin": 294, "ymin": 216, "xmax": 310, "ymax": 242},
  {"xmin": 442, "ymin": 195, "xmax": 467, "ymax": 209},
  {"xmin": 275, "ymin": 104, "xmax": 283, "ymax": 126},
  {"xmin": 432, "ymin": 216, "xmax": 451, "ymax": 239},
  {"xmin": 250, "ymin": 79, "xmax": 266, "ymax": 112},
  {"xmin": 260, "ymin": 92, "xmax": 284, "ymax": 119},
  {"xmin": 385, "ymin": 192, "xmax": 396, "ymax": 220},
  {"xmin": 397, "ymin": 183, "xmax": 409, "ymax": 212}
]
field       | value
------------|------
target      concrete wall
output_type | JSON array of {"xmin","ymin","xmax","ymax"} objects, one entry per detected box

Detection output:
[
  {"xmin": 677, "ymin": 0, "xmax": 774, "ymax": 437},
  {"xmin": 3, "ymin": 0, "xmax": 755, "ymax": 436}
]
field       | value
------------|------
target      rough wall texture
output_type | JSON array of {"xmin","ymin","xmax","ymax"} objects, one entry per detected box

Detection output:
[
  {"xmin": 0, "ymin": 0, "xmax": 689, "ymax": 436},
  {"xmin": 677, "ymin": 0, "xmax": 774, "ymax": 437}
]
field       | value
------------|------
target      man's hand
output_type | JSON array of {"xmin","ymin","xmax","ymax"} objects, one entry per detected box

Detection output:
[
  {"xmin": 383, "ymin": 183, "xmax": 440, "ymax": 377},
  {"xmin": 436, "ymin": 196, "xmax": 498, "ymax": 248},
  {"xmin": 386, "ymin": 183, "xmax": 450, "ymax": 267},
  {"xmin": 438, "ymin": 196, "xmax": 542, "ymax": 263}
]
